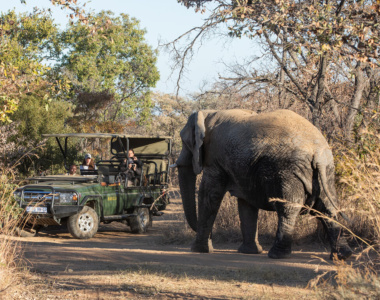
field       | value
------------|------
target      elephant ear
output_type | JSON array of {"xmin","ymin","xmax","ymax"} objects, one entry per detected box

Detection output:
[{"xmin": 179, "ymin": 111, "xmax": 205, "ymax": 175}]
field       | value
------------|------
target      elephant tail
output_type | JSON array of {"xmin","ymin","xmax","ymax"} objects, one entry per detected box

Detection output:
[
  {"xmin": 316, "ymin": 163, "xmax": 350, "ymax": 222},
  {"xmin": 316, "ymin": 163, "xmax": 339, "ymax": 212},
  {"xmin": 313, "ymin": 149, "xmax": 340, "ymax": 214}
]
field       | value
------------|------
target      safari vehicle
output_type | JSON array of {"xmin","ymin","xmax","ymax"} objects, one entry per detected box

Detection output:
[{"xmin": 13, "ymin": 133, "xmax": 171, "ymax": 239}]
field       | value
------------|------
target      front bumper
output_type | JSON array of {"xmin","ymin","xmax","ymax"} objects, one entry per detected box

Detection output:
[{"xmin": 21, "ymin": 204, "xmax": 83, "ymax": 225}]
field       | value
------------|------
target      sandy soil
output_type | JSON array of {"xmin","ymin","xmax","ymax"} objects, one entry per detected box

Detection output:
[{"xmin": 2, "ymin": 197, "xmax": 349, "ymax": 299}]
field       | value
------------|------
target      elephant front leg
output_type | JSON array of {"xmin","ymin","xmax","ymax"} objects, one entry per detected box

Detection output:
[
  {"xmin": 191, "ymin": 178, "xmax": 225, "ymax": 253},
  {"xmin": 237, "ymin": 198, "xmax": 262, "ymax": 254},
  {"xmin": 268, "ymin": 202, "xmax": 302, "ymax": 259}
]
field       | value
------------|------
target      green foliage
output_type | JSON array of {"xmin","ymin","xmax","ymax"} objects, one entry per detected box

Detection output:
[
  {"xmin": 0, "ymin": 173, "xmax": 22, "ymax": 222},
  {"xmin": 0, "ymin": 10, "xmax": 58, "ymax": 73},
  {"xmin": 0, "ymin": 10, "xmax": 59, "ymax": 124},
  {"xmin": 1, "ymin": 8, "xmax": 160, "ymax": 175},
  {"xmin": 58, "ymin": 10, "xmax": 159, "ymax": 123},
  {"xmin": 8, "ymin": 88, "xmax": 73, "ymax": 175},
  {"xmin": 11, "ymin": 90, "xmax": 72, "ymax": 147}
]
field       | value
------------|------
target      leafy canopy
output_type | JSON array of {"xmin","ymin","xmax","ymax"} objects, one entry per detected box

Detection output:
[
  {"xmin": 0, "ymin": 10, "xmax": 59, "ymax": 124},
  {"xmin": 59, "ymin": 10, "xmax": 159, "ymax": 123}
]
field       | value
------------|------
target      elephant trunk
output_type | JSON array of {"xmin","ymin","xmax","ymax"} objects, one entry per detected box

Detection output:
[{"xmin": 178, "ymin": 165, "xmax": 198, "ymax": 232}]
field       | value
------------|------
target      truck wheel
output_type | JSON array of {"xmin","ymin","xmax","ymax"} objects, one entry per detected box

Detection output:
[
  {"xmin": 67, "ymin": 206, "xmax": 99, "ymax": 239},
  {"xmin": 129, "ymin": 207, "xmax": 151, "ymax": 234}
]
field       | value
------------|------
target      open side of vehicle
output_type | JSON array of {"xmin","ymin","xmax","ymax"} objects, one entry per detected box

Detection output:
[{"xmin": 14, "ymin": 133, "xmax": 172, "ymax": 239}]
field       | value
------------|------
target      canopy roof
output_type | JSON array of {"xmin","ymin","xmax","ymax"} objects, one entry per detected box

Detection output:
[
  {"xmin": 43, "ymin": 133, "xmax": 172, "ymax": 157},
  {"xmin": 42, "ymin": 133, "xmax": 171, "ymax": 139}
]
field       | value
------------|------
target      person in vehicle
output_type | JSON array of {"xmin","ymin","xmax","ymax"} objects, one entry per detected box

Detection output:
[
  {"xmin": 119, "ymin": 149, "xmax": 142, "ymax": 186},
  {"xmin": 80, "ymin": 153, "xmax": 97, "ymax": 172},
  {"xmin": 128, "ymin": 149, "xmax": 142, "ymax": 169},
  {"xmin": 68, "ymin": 164, "xmax": 78, "ymax": 175}
]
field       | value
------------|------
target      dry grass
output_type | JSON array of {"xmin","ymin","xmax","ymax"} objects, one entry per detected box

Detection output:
[
  {"xmin": 2, "ymin": 262, "xmax": 317, "ymax": 300},
  {"xmin": 313, "ymin": 261, "xmax": 380, "ymax": 299},
  {"xmin": 335, "ymin": 139, "xmax": 380, "ymax": 248},
  {"xmin": 0, "ymin": 169, "xmax": 25, "ymax": 294},
  {"xmin": 312, "ymin": 135, "xmax": 380, "ymax": 298}
]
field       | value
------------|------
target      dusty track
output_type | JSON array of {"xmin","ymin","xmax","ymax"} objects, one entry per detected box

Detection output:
[{"xmin": 5, "ymin": 197, "xmax": 349, "ymax": 299}]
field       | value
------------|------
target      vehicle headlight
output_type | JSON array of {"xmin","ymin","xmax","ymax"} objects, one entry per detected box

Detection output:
[
  {"xmin": 13, "ymin": 190, "xmax": 22, "ymax": 201},
  {"xmin": 58, "ymin": 192, "xmax": 78, "ymax": 204}
]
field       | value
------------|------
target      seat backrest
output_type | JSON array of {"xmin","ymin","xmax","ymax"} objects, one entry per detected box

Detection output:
[
  {"xmin": 96, "ymin": 160, "xmax": 120, "ymax": 175},
  {"xmin": 142, "ymin": 160, "xmax": 158, "ymax": 185},
  {"xmin": 98, "ymin": 165, "xmax": 109, "ymax": 176},
  {"xmin": 80, "ymin": 168, "xmax": 98, "ymax": 175},
  {"xmin": 140, "ymin": 159, "xmax": 170, "ymax": 185},
  {"xmin": 159, "ymin": 160, "xmax": 168, "ymax": 183}
]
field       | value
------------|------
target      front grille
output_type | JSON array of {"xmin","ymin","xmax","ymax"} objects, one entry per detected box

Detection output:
[{"xmin": 23, "ymin": 190, "xmax": 54, "ymax": 205}]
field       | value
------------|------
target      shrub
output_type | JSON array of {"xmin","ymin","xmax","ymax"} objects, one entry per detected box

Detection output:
[
  {"xmin": 335, "ymin": 136, "xmax": 380, "ymax": 248},
  {"xmin": 0, "ymin": 168, "xmax": 24, "ymax": 290}
]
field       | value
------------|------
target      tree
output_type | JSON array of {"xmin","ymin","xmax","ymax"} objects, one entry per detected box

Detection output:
[
  {"xmin": 7, "ymin": 87, "xmax": 73, "ymax": 174},
  {"xmin": 0, "ymin": 10, "xmax": 59, "ymax": 124},
  {"xmin": 1, "ymin": 0, "xmax": 105, "ymax": 124},
  {"xmin": 175, "ymin": 0, "xmax": 380, "ymax": 139},
  {"xmin": 57, "ymin": 11, "xmax": 159, "ymax": 127}
]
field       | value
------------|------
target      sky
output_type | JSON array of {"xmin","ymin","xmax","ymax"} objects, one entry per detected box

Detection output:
[{"xmin": 2, "ymin": 0, "xmax": 256, "ymax": 96}]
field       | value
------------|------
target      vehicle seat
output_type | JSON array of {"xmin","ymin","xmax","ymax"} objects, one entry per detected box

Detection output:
[{"xmin": 142, "ymin": 161, "xmax": 157, "ymax": 186}]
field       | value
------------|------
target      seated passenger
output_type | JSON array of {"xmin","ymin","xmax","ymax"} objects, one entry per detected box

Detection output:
[
  {"xmin": 68, "ymin": 164, "xmax": 78, "ymax": 176},
  {"xmin": 119, "ymin": 150, "xmax": 142, "ymax": 186},
  {"xmin": 80, "ymin": 153, "xmax": 97, "ymax": 173},
  {"xmin": 128, "ymin": 149, "xmax": 142, "ymax": 169}
]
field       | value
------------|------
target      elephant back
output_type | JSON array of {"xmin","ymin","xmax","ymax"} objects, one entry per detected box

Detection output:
[{"xmin": 248, "ymin": 109, "xmax": 331, "ymax": 154}]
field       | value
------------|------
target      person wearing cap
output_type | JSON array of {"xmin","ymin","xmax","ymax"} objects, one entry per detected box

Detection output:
[{"xmin": 80, "ymin": 153, "xmax": 97, "ymax": 171}]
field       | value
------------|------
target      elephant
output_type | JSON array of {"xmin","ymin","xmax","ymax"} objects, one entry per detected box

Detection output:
[{"xmin": 174, "ymin": 109, "xmax": 352, "ymax": 260}]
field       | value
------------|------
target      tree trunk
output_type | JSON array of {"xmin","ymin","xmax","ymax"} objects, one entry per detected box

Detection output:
[
  {"xmin": 311, "ymin": 55, "xmax": 328, "ymax": 129},
  {"xmin": 345, "ymin": 62, "xmax": 366, "ymax": 140}
]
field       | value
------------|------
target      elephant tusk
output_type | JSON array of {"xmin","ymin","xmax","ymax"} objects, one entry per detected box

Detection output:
[{"xmin": 169, "ymin": 163, "xmax": 177, "ymax": 168}]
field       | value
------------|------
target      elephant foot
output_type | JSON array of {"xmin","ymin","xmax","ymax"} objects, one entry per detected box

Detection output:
[
  {"xmin": 191, "ymin": 239, "xmax": 214, "ymax": 253},
  {"xmin": 330, "ymin": 245, "xmax": 353, "ymax": 261},
  {"xmin": 238, "ymin": 243, "xmax": 263, "ymax": 254},
  {"xmin": 268, "ymin": 245, "xmax": 292, "ymax": 259}
]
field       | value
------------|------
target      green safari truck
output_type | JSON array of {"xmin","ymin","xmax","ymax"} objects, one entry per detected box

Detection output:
[{"xmin": 13, "ymin": 133, "xmax": 172, "ymax": 239}]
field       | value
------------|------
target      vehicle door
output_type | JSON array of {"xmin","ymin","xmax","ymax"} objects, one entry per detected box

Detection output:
[{"xmin": 101, "ymin": 183, "xmax": 123, "ymax": 216}]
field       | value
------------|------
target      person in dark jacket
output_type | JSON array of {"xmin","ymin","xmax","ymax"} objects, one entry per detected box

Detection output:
[{"xmin": 119, "ymin": 149, "xmax": 142, "ymax": 186}]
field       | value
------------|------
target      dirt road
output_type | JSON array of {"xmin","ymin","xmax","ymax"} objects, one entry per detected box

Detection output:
[{"xmin": 6, "ymin": 197, "xmax": 344, "ymax": 299}]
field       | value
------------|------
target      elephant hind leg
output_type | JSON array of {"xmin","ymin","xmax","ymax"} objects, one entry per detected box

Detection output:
[
  {"xmin": 317, "ymin": 216, "xmax": 352, "ymax": 260},
  {"xmin": 237, "ymin": 198, "xmax": 262, "ymax": 254},
  {"xmin": 268, "ymin": 201, "xmax": 302, "ymax": 259},
  {"xmin": 267, "ymin": 178, "xmax": 305, "ymax": 259}
]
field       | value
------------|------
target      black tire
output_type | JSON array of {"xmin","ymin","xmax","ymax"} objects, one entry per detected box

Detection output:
[
  {"xmin": 67, "ymin": 206, "xmax": 99, "ymax": 239},
  {"xmin": 129, "ymin": 207, "xmax": 151, "ymax": 234}
]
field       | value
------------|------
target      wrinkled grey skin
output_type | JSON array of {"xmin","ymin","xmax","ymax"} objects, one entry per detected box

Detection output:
[{"xmin": 176, "ymin": 109, "xmax": 352, "ymax": 260}]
